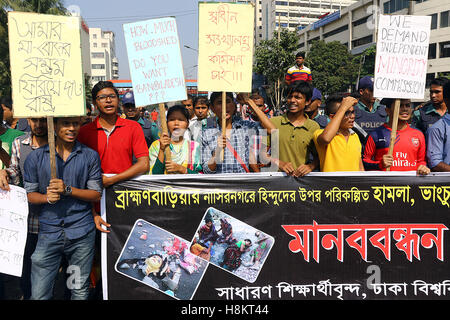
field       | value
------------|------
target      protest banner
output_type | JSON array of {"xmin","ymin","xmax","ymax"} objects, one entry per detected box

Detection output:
[
  {"xmin": 8, "ymin": 12, "xmax": 86, "ymax": 178},
  {"xmin": 373, "ymin": 15, "xmax": 431, "ymax": 169},
  {"xmin": 124, "ymin": 16, "xmax": 187, "ymax": 161},
  {"xmin": 8, "ymin": 11, "xmax": 86, "ymax": 118},
  {"xmin": 101, "ymin": 172, "xmax": 450, "ymax": 300},
  {"xmin": 0, "ymin": 186, "xmax": 29, "ymax": 277}
]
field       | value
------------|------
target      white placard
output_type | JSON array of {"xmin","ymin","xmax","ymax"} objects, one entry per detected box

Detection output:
[
  {"xmin": 373, "ymin": 15, "xmax": 431, "ymax": 99},
  {"xmin": 0, "ymin": 186, "xmax": 29, "ymax": 277}
]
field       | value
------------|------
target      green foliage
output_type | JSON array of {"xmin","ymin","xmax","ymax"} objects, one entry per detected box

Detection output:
[
  {"xmin": 254, "ymin": 29, "xmax": 299, "ymax": 108},
  {"xmin": 0, "ymin": 0, "xmax": 67, "ymax": 97},
  {"xmin": 353, "ymin": 44, "xmax": 376, "ymax": 79},
  {"xmin": 306, "ymin": 40, "xmax": 358, "ymax": 96},
  {"xmin": 254, "ymin": 29, "xmax": 299, "ymax": 84}
]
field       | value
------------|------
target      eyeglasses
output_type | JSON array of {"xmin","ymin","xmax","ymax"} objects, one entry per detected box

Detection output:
[
  {"xmin": 330, "ymin": 110, "xmax": 355, "ymax": 117},
  {"xmin": 344, "ymin": 110, "xmax": 355, "ymax": 118},
  {"xmin": 96, "ymin": 94, "xmax": 117, "ymax": 102}
]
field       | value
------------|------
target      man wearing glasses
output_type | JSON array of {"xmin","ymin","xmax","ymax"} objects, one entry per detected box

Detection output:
[
  {"xmin": 313, "ymin": 94, "xmax": 364, "ymax": 172},
  {"xmin": 77, "ymin": 81, "xmax": 149, "ymax": 230}
]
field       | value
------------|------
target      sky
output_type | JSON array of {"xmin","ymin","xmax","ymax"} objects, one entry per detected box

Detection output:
[{"xmin": 63, "ymin": 0, "xmax": 217, "ymax": 80}]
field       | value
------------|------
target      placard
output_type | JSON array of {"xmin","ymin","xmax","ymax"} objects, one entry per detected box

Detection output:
[
  {"xmin": 0, "ymin": 186, "xmax": 29, "ymax": 277},
  {"xmin": 197, "ymin": 2, "xmax": 254, "ymax": 93},
  {"xmin": 373, "ymin": 15, "xmax": 431, "ymax": 99},
  {"xmin": 123, "ymin": 17, "xmax": 187, "ymax": 106},
  {"xmin": 8, "ymin": 11, "xmax": 85, "ymax": 117}
]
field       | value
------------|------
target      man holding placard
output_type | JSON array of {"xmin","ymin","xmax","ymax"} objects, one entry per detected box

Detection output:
[
  {"xmin": 362, "ymin": 98, "xmax": 430, "ymax": 175},
  {"xmin": 201, "ymin": 92, "xmax": 275, "ymax": 174},
  {"xmin": 373, "ymin": 14, "xmax": 432, "ymax": 169},
  {"xmin": 23, "ymin": 116, "xmax": 102, "ymax": 300}
]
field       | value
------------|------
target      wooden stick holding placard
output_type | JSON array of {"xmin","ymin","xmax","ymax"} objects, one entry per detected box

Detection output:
[
  {"xmin": 220, "ymin": 91, "xmax": 226, "ymax": 162},
  {"xmin": 158, "ymin": 103, "xmax": 171, "ymax": 162},
  {"xmin": 386, "ymin": 99, "xmax": 400, "ymax": 172},
  {"xmin": 47, "ymin": 116, "xmax": 57, "ymax": 179}
]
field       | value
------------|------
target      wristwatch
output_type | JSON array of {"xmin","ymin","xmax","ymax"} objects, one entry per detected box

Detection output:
[{"xmin": 63, "ymin": 185, "xmax": 72, "ymax": 196}]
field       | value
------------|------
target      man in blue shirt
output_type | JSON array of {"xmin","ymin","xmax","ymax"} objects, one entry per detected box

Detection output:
[
  {"xmin": 23, "ymin": 116, "xmax": 102, "ymax": 300},
  {"xmin": 202, "ymin": 92, "xmax": 275, "ymax": 174},
  {"xmin": 427, "ymin": 81, "xmax": 450, "ymax": 172}
]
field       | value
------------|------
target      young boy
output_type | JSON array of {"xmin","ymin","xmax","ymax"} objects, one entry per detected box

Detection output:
[
  {"xmin": 363, "ymin": 98, "xmax": 430, "ymax": 175},
  {"xmin": 313, "ymin": 93, "xmax": 364, "ymax": 172},
  {"xmin": 269, "ymin": 81, "xmax": 319, "ymax": 176},
  {"xmin": 188, "ymin": 96, "xmax": 210, "ymax": 143}
]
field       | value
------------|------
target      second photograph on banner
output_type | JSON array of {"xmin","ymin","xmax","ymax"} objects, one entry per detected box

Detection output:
[{"xmin": 189, "ymin": 207, "xmax": 275, "ymax": 284}]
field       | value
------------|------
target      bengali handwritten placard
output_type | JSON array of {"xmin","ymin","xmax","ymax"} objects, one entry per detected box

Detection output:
[
  {"xmin": 123, "ymin": 17, "xmax": 186, "ymax": 106},
  {"xmin": 0, "ymin": 186, "xmax": 29, "ymax": 277},
  {"xmin": 373, "ymin": 15, "xmax": 431, "ymax": 99},
  {"xmin": 8, "ymin": 11, "xmax": 85, "ymax": 118},
  {"xmin": 197, "ymin": 2, "xmax": 254, "ymax": 92}
]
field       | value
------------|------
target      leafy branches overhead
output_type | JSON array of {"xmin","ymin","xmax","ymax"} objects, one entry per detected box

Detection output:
[
  {"xmin": 306, "ymin": 40, "xmax": 358, "ymax": 96},
  {"xmin": 254, "ymin": 29, "xmax": 299, "ymax": 84},
  {"xmin": 254, "ymin": 29, "xmax": 299, "ymax": 109}
]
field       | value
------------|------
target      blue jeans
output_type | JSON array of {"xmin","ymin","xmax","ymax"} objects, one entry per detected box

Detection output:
[{"xmin": 31, "ymin": 228, "xmax": 95, "ymax": 300}]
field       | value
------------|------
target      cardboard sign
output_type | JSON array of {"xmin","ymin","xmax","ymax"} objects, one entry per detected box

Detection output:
[
  {"xmin": 0, "ymin": 186, "xmax": 29, "ymax": 277},
  {"xmin": 8, "ymin": 12, "xmax": 85, "ymax": 117},
  {"xmin": 123, "ymin": 17, "xmax": 187, "ymax": 106},
  {"xmin": 197, "ymin": 2, "xmax": 254, "ymax": 92},
  {"xmin": 373, "ymin": 15, "xmax": 431, "ymax": 99}
]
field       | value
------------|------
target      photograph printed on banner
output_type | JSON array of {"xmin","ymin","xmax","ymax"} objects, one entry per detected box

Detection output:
[
  {"xmin": 114, "ymin": 219, "xmax": 209, "ymax": 300},
  {"xmin": 189, "ymin": 207, "xmax": 274, "ymax": 283}
]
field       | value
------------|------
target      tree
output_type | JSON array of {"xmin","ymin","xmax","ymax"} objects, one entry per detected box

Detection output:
[
  {"xmin": 306, "ymin": 40, "xmax": 358, "ymax": 96},
  {"xmin": 353, "ymin": 44, "xmax": 376, "ymax": 89},
  {"xmin": 254, "ymin": 29, "xmax": 299, "ymax": 110},
  {"xmin": 0, "ymin": 0, "xmax": 67, "ymax": 97}
]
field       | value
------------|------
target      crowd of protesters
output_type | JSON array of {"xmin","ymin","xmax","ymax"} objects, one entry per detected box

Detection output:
[{"xmin": 0, "ymin": 50, "xmax": 449, "ymax": 300}]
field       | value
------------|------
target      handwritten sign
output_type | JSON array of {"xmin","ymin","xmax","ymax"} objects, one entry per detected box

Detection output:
[
  {"xmin": 8, "ymin": 12, "xmax": 86, "ymax": 118},
  {"xmin": 0, "ymin": 186, "xmax": 29, "ymax": 277},
  {"xmin": 374, "ymin": 15, "xmax": 431, "ymax": 99},
  {"xmin": 197, "ymin": 2, "xmax": 254, "ymax": 92},
  {"xmin": 123, "ymin": 17, "xmax": 186, "ymax": 106}
]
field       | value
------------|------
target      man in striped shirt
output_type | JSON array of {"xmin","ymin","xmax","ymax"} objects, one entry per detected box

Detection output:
[{"xmin": 285, "ymin": 51, "xmax": 312, "ymax": 85}]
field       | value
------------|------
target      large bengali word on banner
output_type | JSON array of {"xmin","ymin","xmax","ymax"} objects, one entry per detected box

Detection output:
[
  {"xmin": 101, "ymin": 173, "xmax": 450, "ymax": 300},
  {"xmin": 197, "ymin": 2, "xmax": 254, "ymax": 93},
  {"xmin": 8, "ymin": 12, "xmax": 85, "ymax": 118},
  {"xmin": 123, "ymin": 17, "xmax": 186, "ymax": 106},
  {"xmin": 373, "ymin": 14, "xmax": 431, "ymax": 100}
]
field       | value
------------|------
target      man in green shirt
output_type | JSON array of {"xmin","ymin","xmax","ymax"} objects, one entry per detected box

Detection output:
[
  {"xmin": 0, "ymin": 103, "xmax": 24, "ymax": 168},
  {"xmin": 269, "ymin": 81, "xmax": 319, "ymax": 176}
]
